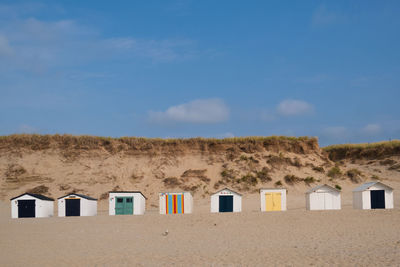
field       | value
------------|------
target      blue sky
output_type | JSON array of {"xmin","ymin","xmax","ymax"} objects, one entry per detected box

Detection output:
[{"xmin": 0, "ymin": 1, "xmax": 399, "ymax": 146}]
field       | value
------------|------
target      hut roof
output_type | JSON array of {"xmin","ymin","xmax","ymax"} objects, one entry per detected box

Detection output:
[
  {"xmin": 109, "ymin": 191, "xmax": 147, "ymax": 199},
  {"xmin": 306, "ymin": 184, "xmax": 340, "ymax": 194},
  {"xmin": 353, "ymin": 181, "xmax": 393, "ymax": 192},
  {"xmin": 58, "ymin": 193, "xmax": 97, "ymax": 201},
  {"xmin": 10, "ymin": 193, "xmax": 54, "ymax": 201},
  {"xmin": 259, "ymin": 188, "xmax": 287, "ymax": 192},
  {"xmin": 212, "ymin": 188, "xmax": 242, "ymax": 196}
]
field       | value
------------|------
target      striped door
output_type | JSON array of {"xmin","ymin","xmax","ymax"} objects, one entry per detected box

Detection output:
[{"xmin": 166, "ymin": 194, "xmax": 184, "ymax": 214}]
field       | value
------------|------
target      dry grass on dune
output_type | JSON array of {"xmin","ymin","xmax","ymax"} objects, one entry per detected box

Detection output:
[
  {"xmin": 0, "ymin": 134, "xmax": 319, "ymax": 154},
  {"xmin": 323, "ymin": 140, "xmax": 400, "ymax": 161}
]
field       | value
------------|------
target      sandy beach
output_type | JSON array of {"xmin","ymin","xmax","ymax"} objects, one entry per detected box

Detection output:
[{"xmin": 1, "ymin": 190, "xmax": 400, "ymax": 266}]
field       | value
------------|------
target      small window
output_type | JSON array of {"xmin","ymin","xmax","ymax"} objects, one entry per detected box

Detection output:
[
  {"xmin": 126, "ymin": 198, "xmax": 133, "ymax": 203},
  {"xmin": 117, "ymin": 198, "xmax": 123, "ymax": 203}
]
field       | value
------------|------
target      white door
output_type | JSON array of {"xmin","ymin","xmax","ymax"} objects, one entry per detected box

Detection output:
[
  {"xmin": 324, "ymin": 193, "xmax": 333, "ymax": 209},
  {"xmin": 315, "ymin": 193, "xmax": 325, "ymax": 210}
]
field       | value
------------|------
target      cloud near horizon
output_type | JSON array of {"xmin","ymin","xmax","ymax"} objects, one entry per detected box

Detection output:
[
  {"xmin": 277, "ymin": 99, "xmax": 314, "ymax": 116},
  {"xmin": 0, "ymin": 16, "xmax": 198, "ymax": 74},
  {"xmin": 361, "ymin": 124, "xmax": 381, "ymax": 136},
  {"xmin": 148, "ymin": 98, "xmax": 230, "ymax": 124}
]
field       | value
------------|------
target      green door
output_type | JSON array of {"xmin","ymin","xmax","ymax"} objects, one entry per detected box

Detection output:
[{"xmin": 115, "ymin": 197, "xmax": 133, "ymax": 215}]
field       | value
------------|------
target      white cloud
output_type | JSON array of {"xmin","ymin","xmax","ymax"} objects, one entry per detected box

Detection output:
[
  {"xmin": 361, "ymin": 124, "xmax": 381, "ymax": 136},
  {"xmin": 149, "ymin": 98, "xmax": 229, "ymax": 124},
  {"xmin": 105, "ymin": 37, "xmax": 196, "ymax": 62},
  {"xmin": 322, "ymin": 126, "xmax": 348, "ymax": 139},
  {"xmin": 312, "ymin": 5, "xmax": 341, "ymax": 26},
  {"xmin": 17, "ymin": 124, "xmax": 38, "ymax": 134},
  {"xmin": 0, "ymin": 16, "xmax": 198, "ymax": 73},
  {"xmin": 216, "ymin": 132, "xmax": 235, "ymax": 138},
  {"xmin": 0, "ymin": 35, "xmax": 13, "ymax": 56},
  {"xmin": 277, "ymin": 99, "xmax": 314, "ymax": 116}
]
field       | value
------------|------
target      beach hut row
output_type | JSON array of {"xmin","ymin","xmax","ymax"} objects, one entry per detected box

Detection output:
[{"xmin": 10, "ymin": 181, "xmax": 394, "ymax": 218}]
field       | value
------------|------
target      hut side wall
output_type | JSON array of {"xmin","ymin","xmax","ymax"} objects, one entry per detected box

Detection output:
[
  {"xmin": 82, "ymin": 199, "xmax": 97, "ymax": 216},
  {"xmin": 58, "ymin": 198, "xmax": 65, "ymax": 217},
  {"xmin": 233, "ymin": 194, "xmax": 242, "ymax": 212},
  {"xmin": 352, "ymin": 191, "xmax": 363, "ymax": 209},
  {"xmin": 184, "ymin": 193, "xmax": 193, "ymax": 214},
  {"xmin": 159, "ymin": 194, "xmax": 167, "ymax": 215}
]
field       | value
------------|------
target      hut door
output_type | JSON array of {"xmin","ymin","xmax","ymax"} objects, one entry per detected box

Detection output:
[
  {"xmin": 324, "ymin": 193, "xmax": 333, "ymax": 210},
  {"xmin": 315, "ymin": 193, "xmax": 325, "ymax": 210},
  {"xmin": 166, "ymin": 194, "xmax": 184, "ymax": 214},
  {"xmin": 115, "ymin": 197, "xmax": 134, "ymax": 215},
  {"xmin": 66, "ymin": 199, "xmax": 81, "ymax": 216},
  {"xmin": 370, "ymin": 190, "xmax": 385, "ymax": 209},
  {"xmin": 219, "ymin": 195, "xmax": 233, "ymax": 212},
  {"xmin": 18, "ymin": 200, "xmax": 35, "ymax": 218},
  {"xmin": 266, "ymin": 193, "xmax": 281, "ymax": 211}
]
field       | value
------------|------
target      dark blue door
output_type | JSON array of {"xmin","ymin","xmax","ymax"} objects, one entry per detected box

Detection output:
[
  {"xmin": 219, "ymin": 195, "xmax": 233, "ymax": 212},
  {"xmin": 18, "ymin": 200, "xmax": 35, "ymax": 218},
  {"xmin": 370, "ymin": 190, "xmax": 385, "ymax": 209},
  {"xmin": 66, "ymin": 199, "xmax": 81, "ymax": 216}
]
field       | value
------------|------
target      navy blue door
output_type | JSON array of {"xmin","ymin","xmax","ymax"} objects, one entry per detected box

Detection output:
[
  {"xmin": 219, "ymin": 195, "xmax": 233, "ymax": 212},
  {"xmin": 18, "ymin": 200, "xmax": 35, "ymax": 218},
  {"xmin": 66, "ymin": 199, "xmax": 81, "ymax": 216},
  {"xmin": 370, "ymin": 190, "xmax": 385, "ymax": 209}
]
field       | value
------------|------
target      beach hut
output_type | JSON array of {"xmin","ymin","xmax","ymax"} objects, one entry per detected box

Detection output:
[
  {"xmin": 10, "ymin": 193, "xmax": 54, "ymax": 218},
  {"xmin": 58, "ymin": 193, "xmax": 97, "ymax": 217},
  {"xmin": 260, "ymin": 188, "xmax": 287, "ymax": 211},
  {"xmin": 159, "ymin": 192, "xmax": 193, "ymax": 214},
  {"xmin": 353, "ymin": 181, "xmax": 394, "ymax": 209},
  {"xmin": 306, "ymin": 184, "xmax": 341, "ymax": 210},
  {"xmin": 109, "ymin": 191, "xmax": 146, "ymax": 215},
  {"xmin": 211, "ymin": 188, "xmax": 242, "ymax": 213}
]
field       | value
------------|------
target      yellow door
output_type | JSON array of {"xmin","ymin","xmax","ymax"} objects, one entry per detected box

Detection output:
[
  {"xmin": 272, "ymin": 193, "xmax": 281, "ymax": 211},
  {"xmin": 265, "ymin": 193, "xmax": 281, "ymax": 211},
  {"xmin": 265, "ymin": 193, "xmax": 273, "ymax": 211}
]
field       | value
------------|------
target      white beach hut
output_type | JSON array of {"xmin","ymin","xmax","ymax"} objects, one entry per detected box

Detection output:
[
  {"xmin": 211, "ymin": 188, "xmax": 242, "ymax": 213},
  {"xmin": 10, "ymin": 193, "xmax": 54, "ymax": 218},
  {"xmin": 109, "ymin": 191, "xmax": 146, "ymax": 215},
  {"xmin": 260, "ymin": 188, "xmax": 287, "ymax": 211},
  {"xmin": 353, "ymin": 181, "xmax": 394, "ymax": 209},
  {"xmin": 58, "ymin": 193, "xmax": 97, "ymax": 217},
  {"xmin": 159, "ymin": 192, "xmax": 193, "ymax": 214},
  {"xmin": 306, "ymin": 184, "xmax": 341, "ymax": 210}
]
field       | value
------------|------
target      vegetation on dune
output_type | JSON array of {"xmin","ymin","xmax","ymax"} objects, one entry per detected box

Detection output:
[
  {"xmin": 303, "ymin": 176, "xmax": 316, "ymax": 185},
  {"xmin": 284, "ymin": 174, "xmax": 303, "ymax": 185},
  {"xmin": 371, "ymin": 175, "xmax": 380, "ymax": 180},
  {"xmin": 0, "ymin": 134, "xmax": 319, "ymax": 154},
  {"xmin": 27, "ymin": 185, "xmax": 49, "ymax": 194},
  {"xmin": 255, "ymin": 167, "xmax": 272, "ymax": 182},
  {"xmin": 238, "ymin": 174, "xmax": 258, "ymax": 186},
  {"xmin": 388, "ymin": 164, "xmax": 400, "ymax": 171},
  {"xmin": 323, "ymin": 140, "xmax": 400, "ymax": 161},
  {"xmin": 312, "ymin": 166, "xmax": 325, "ymax": 173},
  {"xmin": 346, "ymin": 169, "xmax": 363, "ymax": 183},
  {"xmin": 327, "ymin": 166, "xmax": 342, "ymax": 179},
  {"xmin": 162, "ymin": 177, "xmax": 181, "ymax": 188},
  {"xmin": 335, "ymin": 184, "xmax": 342, "ymax": 190}
]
